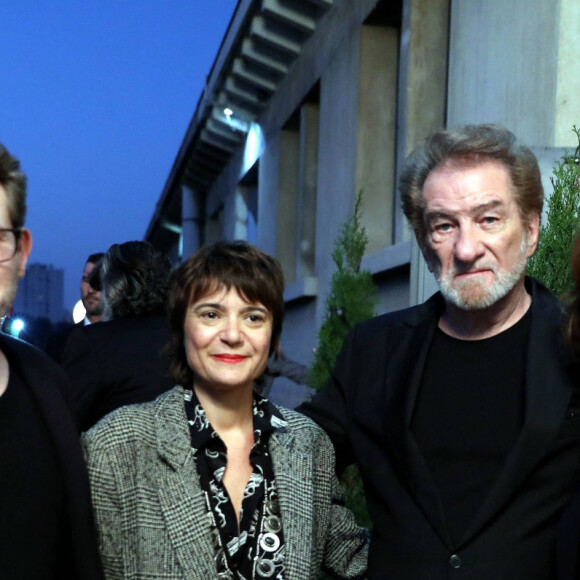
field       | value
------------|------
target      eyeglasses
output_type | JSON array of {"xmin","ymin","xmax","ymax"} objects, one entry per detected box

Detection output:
[{"xmin": 0, "ymin": 228, "xmax": 22, "ymax": 263}]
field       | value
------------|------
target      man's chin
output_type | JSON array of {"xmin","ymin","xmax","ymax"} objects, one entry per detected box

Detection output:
[{"xmin": 440, "ymin": 278, "xmax": 499, "ymax": 311}]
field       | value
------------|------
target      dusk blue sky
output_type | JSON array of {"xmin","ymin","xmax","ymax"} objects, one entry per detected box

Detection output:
[{"xmin": 1, "ymin": 1, "xmax": 238, "ymax": 314}]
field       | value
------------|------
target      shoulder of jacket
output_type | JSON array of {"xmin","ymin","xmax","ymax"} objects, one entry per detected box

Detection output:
[
  {"xmin": 277, "ymin": 406, "xmax": 332, "ymax": 442},
  {"xmin": 82, "ymin": 397, "xmax": 158, "ymax": 449}
]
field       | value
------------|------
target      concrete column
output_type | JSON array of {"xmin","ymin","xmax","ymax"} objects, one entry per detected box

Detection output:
[
  {"xmin": 555, "ymin": 0, "xmax": 580, "ymax": 146},
  {"xmin": 315, "ymin": 27, "xmax": 360, "ymax": 325},
  {"xmin": 207, "ymin": 207, "xmax": 224, "ymax": 244},
  {"xmin": 276, "ymin": 129, "xmax": 300, "ymax": 284},
  {"xmin": 233, "ymin": 187, "xmax": 249, "ymax": 240},
  {"xmin": 297, "ymin": 103, "xmax": 319, "ymax": 279},
  {"xmin": 181, "ymin": 185, "xmax": 203, "ymax": 259},
  {"xmin": 356, "ymin": 24, "xmax": 398, "ymax": 254},
  {"xmin": 257, "ymin": 134, "xmax": 280, "ymax": 256},
  {"xmin": 447, "ymin": 0, "xmax": 558, "ymax": 145},
  {"xmin": 398, "ymin": 0, "xmax": 449, "ymax": 305}
]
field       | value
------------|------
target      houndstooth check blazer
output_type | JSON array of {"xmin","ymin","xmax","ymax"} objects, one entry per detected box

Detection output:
[{"xmin": 82, "ymin": 386, "xmax": 368, "ymax": 579}]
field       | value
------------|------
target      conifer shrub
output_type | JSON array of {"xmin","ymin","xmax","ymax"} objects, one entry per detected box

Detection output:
[
  {"xmin": 527, "ymin": 126, "xmax": 580, "ymax": 297},
  {"xmin": 308, "ymin": 191, "xmax": 376, "ymax": 531}
]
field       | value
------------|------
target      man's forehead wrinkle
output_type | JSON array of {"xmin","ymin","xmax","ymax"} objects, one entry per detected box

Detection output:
[{"xmin": 437, "ymin": 198, "xmax": 504, "ymax": 213}]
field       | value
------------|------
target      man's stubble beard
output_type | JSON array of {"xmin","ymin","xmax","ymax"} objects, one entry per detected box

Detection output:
[{"xmin": 433, "ymin": 236, "xmax": 529, "ymax": 311}]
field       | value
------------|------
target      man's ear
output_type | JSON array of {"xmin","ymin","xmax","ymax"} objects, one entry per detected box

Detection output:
[
  {"xmin": 17, "ymin": 228, "xmax": 32, "ymax": 279},
  {"xmin": 526, "ymin": 212, "xmax": 540, "ymax": 258}
]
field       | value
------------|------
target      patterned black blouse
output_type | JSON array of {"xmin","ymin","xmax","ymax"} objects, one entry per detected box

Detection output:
[{"xmin": 184, "ymin": 389, "xmax": 288, "ymax": 580}]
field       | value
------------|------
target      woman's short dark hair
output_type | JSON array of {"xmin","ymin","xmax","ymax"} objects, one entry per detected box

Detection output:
[
  {"xmin": 567, "ymin": 231, "xmax": 580, "ymax": 357},
  {"xmin": 399, "ymin": 124, "xmax": 544, "ymax": 247},
  {"xmin": 101, "ymin": 241, "xmax": 173, "ymax": 320},
  {"xmin": 166, "ymin": 240, "xmax": 285, "ymax": 388}
]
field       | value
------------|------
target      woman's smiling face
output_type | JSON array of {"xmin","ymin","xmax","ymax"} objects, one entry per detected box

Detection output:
[{"xmin": 183, "ymin": 285, "xmax": 273, "ymax": 395}]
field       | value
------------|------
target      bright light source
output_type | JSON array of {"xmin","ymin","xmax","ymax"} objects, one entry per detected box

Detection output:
[
  {"xmin": 243, "ymin": 122, "xmax": 263, "ymax": 175},
  {"xmin": 12, "ymin": 319, "xmax": 24, "ymax": 333},
  {"xmin": 223, "ymin": 107, "xmax": 233, "ymax": 116},
  {"xmin": 73, "ymin": 300, "xmax": 86, "ymax": 324}
]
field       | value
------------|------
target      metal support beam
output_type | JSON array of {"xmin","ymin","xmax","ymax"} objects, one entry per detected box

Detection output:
[
  {"xmin": 205, "ymin": 118, "xmax": 245, "ymax": 144},
  {"xmin": 241, "ymin": 37, "xmax": 289, "ymax": 74},
  {"xmin": 250, "ymin": 15, "xmax": 302, "ymax": 56},
  {"xmin": 262, "ymin": 0, "xmax": 317, "ymax": 33},
  {"xmin": 232, "ymin": 57, "xmax": 278, "ymax": 93}
]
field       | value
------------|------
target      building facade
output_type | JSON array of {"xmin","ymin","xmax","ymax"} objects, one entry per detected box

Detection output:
[
  {"xmin": 13, "ymin": 262, "xmax": 67, "ymax": 324},
  {"xmin": 145, "ymin": 0, "xmax": 580, "ymax": 403}
]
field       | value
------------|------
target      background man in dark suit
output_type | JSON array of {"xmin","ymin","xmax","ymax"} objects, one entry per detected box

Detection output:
[
  {"xmin": 0, "ymin": 142, "xmax": 102, "ymax": 578},
  {"xmin": 80, "ymin": 251, "xmax": 105, "ymax": 324},
  {"xmin": 300, "ymin": 124, "xmax": 580, "ymax": 579},
  {"xmin": 63, "ymin": 241, "xmax": 174, "ymax": 431},
  {"xmin": 45, "ymin": 251, "xmax": 104, "ymax": 363}
]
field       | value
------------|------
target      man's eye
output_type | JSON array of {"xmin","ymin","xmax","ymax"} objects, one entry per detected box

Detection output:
[
  {"xmin": 434, "ymin": 223, "xmax": 452, "ymax": 233},
  {"xmin": 482, "ymin": 216, "xmax": 498, "ymax": 225}
]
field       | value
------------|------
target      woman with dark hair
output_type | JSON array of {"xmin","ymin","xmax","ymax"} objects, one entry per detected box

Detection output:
[
  {"xmin": 63, "ymin": 241, "xmax": 174, "ymax": 431},
  {"xmin": 82, "ymin": 240, "xmax": 368, "ymax": 579}
]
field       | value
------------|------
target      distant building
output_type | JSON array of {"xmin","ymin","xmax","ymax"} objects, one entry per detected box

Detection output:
[
  {"xmin": 146, "ymin": 0, "xmax": 580, "ymax": 406},
  {"xmin": 13, "ymin": 263, "xmax": 68, "ymax": 324}
]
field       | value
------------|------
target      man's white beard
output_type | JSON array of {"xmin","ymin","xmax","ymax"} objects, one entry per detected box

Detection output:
[{"xmin": 434, "ymin": 237, "xmax": 529, "ymax": 311}]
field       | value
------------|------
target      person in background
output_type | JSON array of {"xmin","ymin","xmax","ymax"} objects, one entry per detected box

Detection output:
[
  {"xmin": 299, "ymin": 124, "xmax": 580, "ymax": 579},
  {"xmin": 45, "ymin": 251, "xmax": 104, "ymax": 363},
  {"xmin": 0, "ymin": 142, "xmax": 103, "ymax": 579},
  {"xmin": 82, "ymin": 240, "xmax": 368, "ymax": 579},
  {"xmin": 63, "ymin": 241, "xmax": 174, "ymax": 431},
  {"xmin": 81, "ymin": 252, "xmax": 105, "ymax": 323}
]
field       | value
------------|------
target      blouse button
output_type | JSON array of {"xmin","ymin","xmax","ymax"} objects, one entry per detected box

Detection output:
[
  {"xmin": 260, "ymin": 532, "xmax": 281, "ymax": 552},
  {"xmin": 264, "ymin": 515, "xmax": 282, "ymax": 534},
  {"xmin": 256, "ymin": 558, "xmax": 275, "ymax": 577}
]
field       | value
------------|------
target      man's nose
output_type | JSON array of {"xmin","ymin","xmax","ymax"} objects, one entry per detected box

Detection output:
[{"xmin": 454, "ymin": 224, "xmax": 484, "ymax": 264}]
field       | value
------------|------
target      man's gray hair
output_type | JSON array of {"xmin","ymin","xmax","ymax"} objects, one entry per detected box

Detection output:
[{"xmin": 399, "ymin": 124, "xmax": 543, "ymax": 246}]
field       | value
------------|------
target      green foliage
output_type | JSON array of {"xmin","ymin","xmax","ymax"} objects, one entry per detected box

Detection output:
[
  {"xmin": 527, "ymin": 125, "xmax": 580, "ymax": 297},
  {"xmin": 340, "ymin": 464, "xmax": 373, "ymax": 529},
  {"xmin": 309, "ymin": 192, "xmax": 377, "ymax": 390},
  {"xmin": 308, "ymin": 192, "xmax": 376, "ymax": 542}
]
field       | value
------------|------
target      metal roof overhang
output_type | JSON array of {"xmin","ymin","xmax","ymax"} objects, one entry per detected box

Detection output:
[{"xmin": 145, "ymin": 0, "xmax": 334, "ymax": 252}]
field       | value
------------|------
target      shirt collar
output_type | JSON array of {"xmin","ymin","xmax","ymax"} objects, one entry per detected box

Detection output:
[{"xmin": 184, "ymin": 389, "xmax": 287, "ymax": 454}]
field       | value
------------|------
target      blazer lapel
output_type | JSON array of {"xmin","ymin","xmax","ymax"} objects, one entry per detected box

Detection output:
[
  {"xmin": 384, "ymin": 294, "xmax": 454, "ymax": 549},
  {"xmin": 269, "ymin": 427, "xmax": 313, "ymax": 580},
  {"xmin": 460, "ymin": 283, "xmax": 575, "ymax": 545},
  {"xmin": 154, "ymin": 388, "xmax": 218, "ymax": 577}
]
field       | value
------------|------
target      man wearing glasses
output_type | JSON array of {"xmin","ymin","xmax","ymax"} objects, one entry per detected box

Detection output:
[{"xmin": 0, "ymin": 143, "xmax": 103, "ymax": 579}]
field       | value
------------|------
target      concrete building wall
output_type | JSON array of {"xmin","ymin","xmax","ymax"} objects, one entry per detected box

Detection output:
[
  {"xmin": 447, "ymin": 0, "xmax": 559, "ymax": 145},
  {"xmin": 13, "ymin": 263, "xmax": 66, "ymax": 324}
]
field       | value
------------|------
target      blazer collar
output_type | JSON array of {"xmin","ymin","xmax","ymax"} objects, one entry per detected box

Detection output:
[
  {"xmin": 385, "ymin": 279, "xmax": 576, "ymax": 548},
  {"xmin": 269, "ymin": 422, "xmax": 315, "ymax": 580},
  {"xmin": 153, "ymin": 387, "xmax": 218, "ymax": 577},
  {"xmin": 155, "ymin": 386, "xmax": 192, "ymax": 471},
  {"xmin": 461, "ymin": 278, "xmax": 575, "ymax": 544},
  {"xmin": 384, "ymin": 293, "xmax": 453, "ymax": 546}
]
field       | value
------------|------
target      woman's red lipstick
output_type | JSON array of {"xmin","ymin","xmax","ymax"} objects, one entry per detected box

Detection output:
[{"xmin": 213, "ymin": 354, "xmax": 246, "ymax": 363}]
